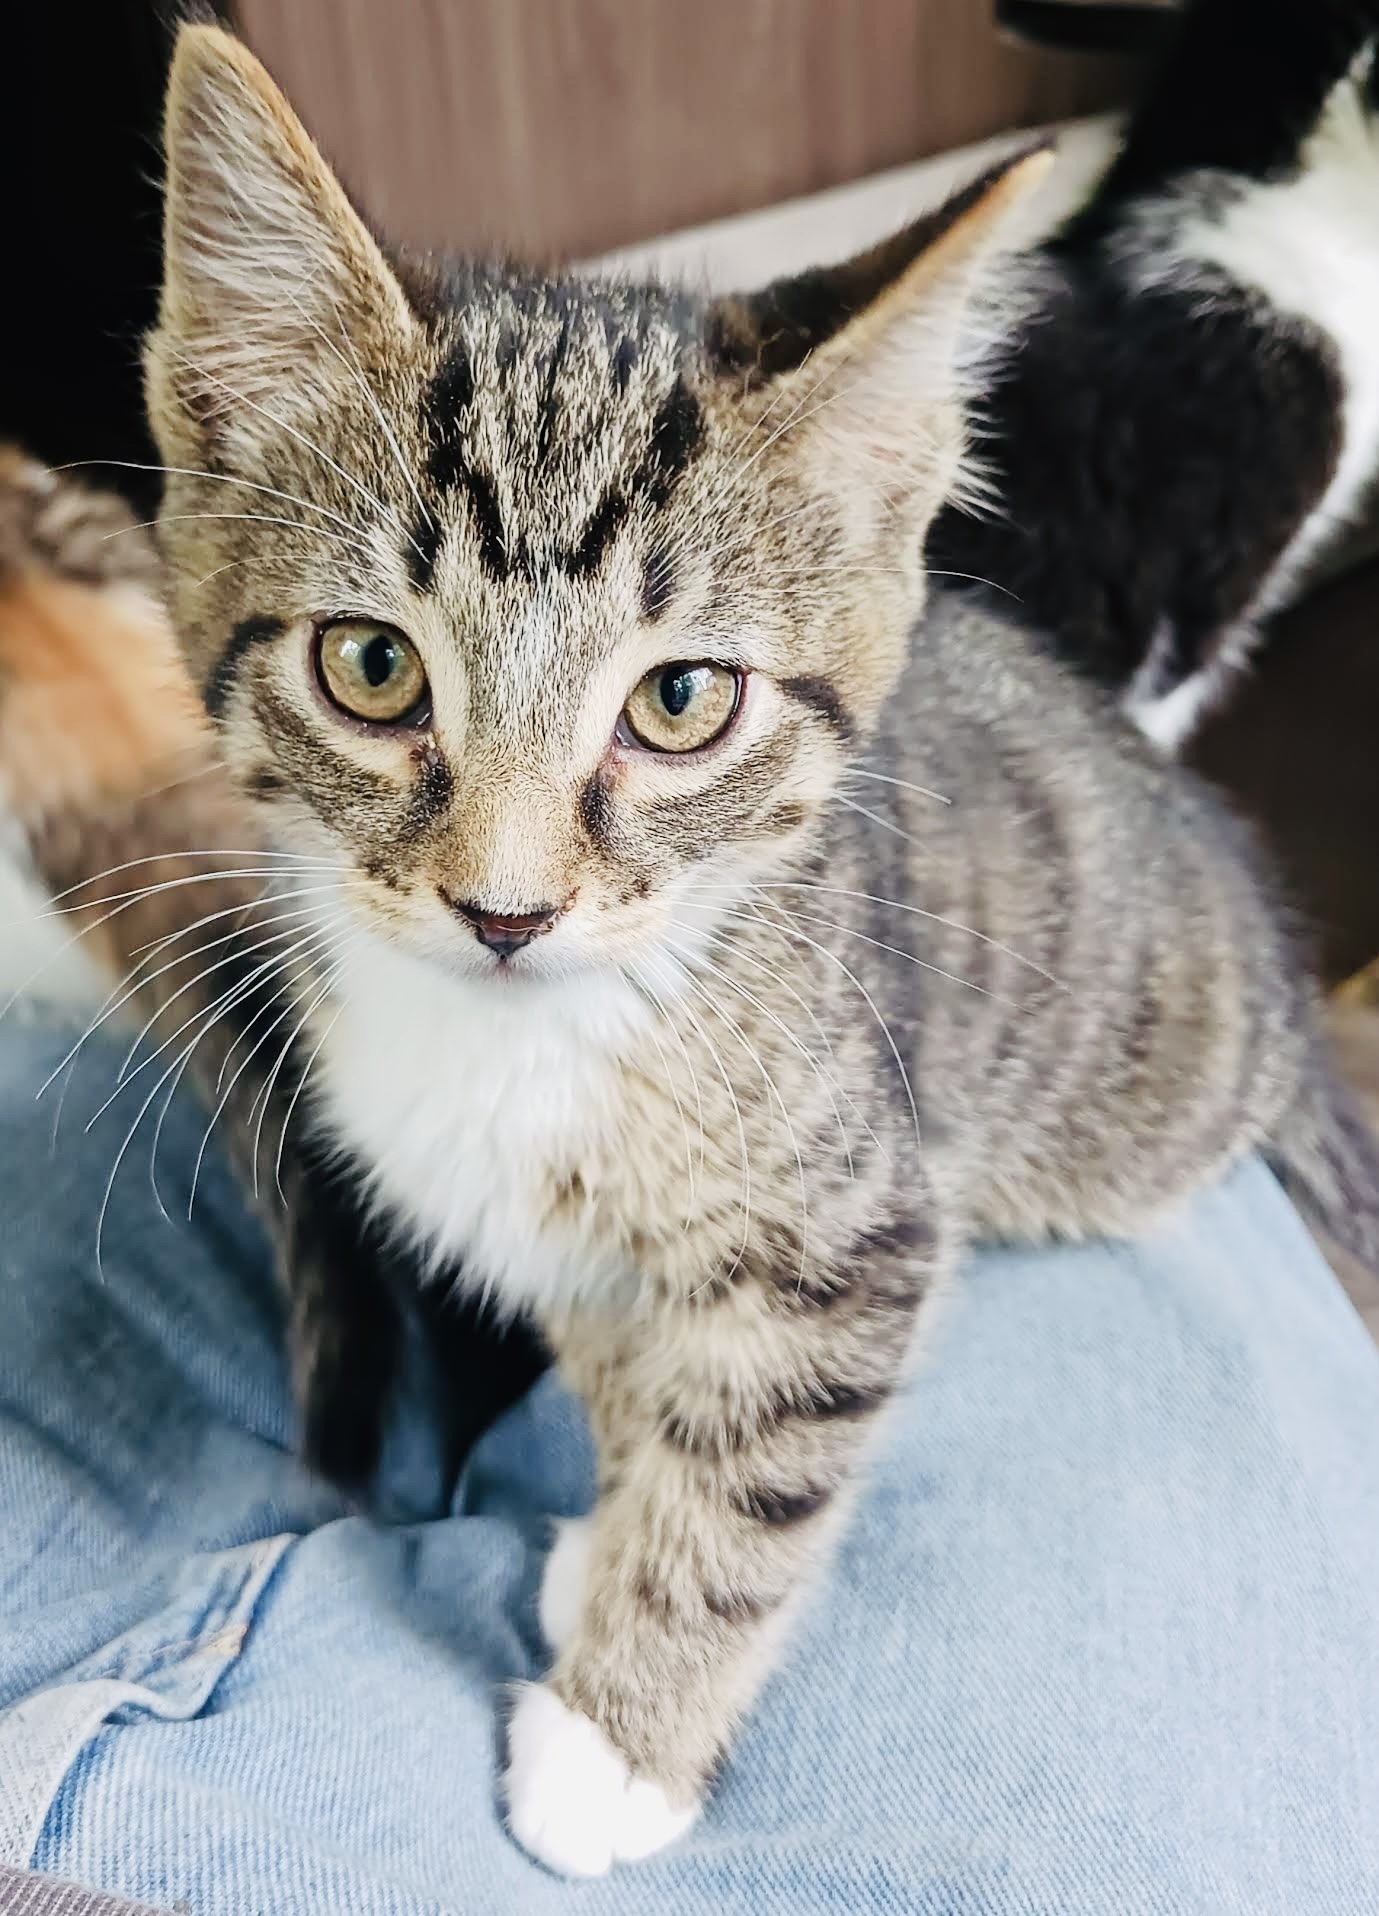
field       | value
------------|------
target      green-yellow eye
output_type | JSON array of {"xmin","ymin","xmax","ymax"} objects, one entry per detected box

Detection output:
[
  {"xmin": 620, "ymin": 661, "xmax": 742, "ymax": 754},
  {"xmin": 315, "ymin": 620, "xmax": 429, "ymax": 725}
]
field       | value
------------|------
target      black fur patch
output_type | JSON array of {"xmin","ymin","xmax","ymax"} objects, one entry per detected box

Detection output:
[
  {"xmin": 1072, "ymin": 0, "xmax": 1378, "ymax": 226},
  {"xmin": 927, "ymin": 268, "xmax": 1343, "ymax": 697},
  {"xmin": 205, "ymin": 616, "xmax": 284, "ymax": 719},
  {"xmin": 780, "ymin": 675, "xmax": 853, "ymax": 742},
  {"xmin": 612, "ymin": 334, "xmax": 639, "ymax": 392},
  {"xmin": 926, "ymin": 0, "xmax": 1361, "ymax": 706}
]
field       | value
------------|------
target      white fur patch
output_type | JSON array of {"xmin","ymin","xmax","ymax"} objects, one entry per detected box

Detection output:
[
  {"xmin": 312, "ymin": 931, "xmax": 652, "ymax": 1317},
  {"xmin": 504, "ymin": 1684, "xmax": 698, "ymax": 1877},
  {"xmin": 538, "ymin": 1517, "xmax": 592, "ymax": 1656}
]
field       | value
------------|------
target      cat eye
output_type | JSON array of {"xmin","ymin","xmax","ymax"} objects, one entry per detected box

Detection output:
[
  {"xmin": 619, "ymin": 662, "xmax": 742, "ymax": 754},
  {"xmin": 314, "ymin": 620, "xmax": 430, "ymax": 726}
]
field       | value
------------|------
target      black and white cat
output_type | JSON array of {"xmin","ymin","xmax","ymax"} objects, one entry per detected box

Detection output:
[{"xmin": 929, "ymin": 0, "xmax": 1379, "ymax": 750}]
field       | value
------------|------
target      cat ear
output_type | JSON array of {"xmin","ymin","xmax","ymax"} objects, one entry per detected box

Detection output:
[
  {"xmin": 148, "ymin": 24, "xmax": 416, "ymax": 453},
  {"xmin": 706, "ymin": 148, "xmax": 1052, "ymax": 519}
]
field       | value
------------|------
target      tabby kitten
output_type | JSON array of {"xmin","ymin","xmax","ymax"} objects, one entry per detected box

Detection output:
[{"xmin": 45, "ymin": 24, "xmax": 1379, "ymax": 1877}]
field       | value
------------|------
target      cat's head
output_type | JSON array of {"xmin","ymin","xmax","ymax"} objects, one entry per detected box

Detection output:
[{"xmin": 147, "ymin": 25, "xmax": 1043, "ymax": 987}]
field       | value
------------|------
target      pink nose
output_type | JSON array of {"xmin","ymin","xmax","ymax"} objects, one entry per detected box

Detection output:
[{"xmin": 446, "ymin": 896, "xmax": 560, "ymax": 958}]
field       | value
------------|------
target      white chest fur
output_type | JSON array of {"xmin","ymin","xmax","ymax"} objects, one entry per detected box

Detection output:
[{"xmin": 311, "ymin": 936, "xmax": 654, "ymax": 1317}]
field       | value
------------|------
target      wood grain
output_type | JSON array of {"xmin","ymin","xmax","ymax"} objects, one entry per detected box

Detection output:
[{"xmin": 234, "ymin": 0, "xmax": 1125, "ymax": 261}]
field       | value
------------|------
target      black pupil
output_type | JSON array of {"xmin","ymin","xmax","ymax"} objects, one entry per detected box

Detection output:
[
  {"xmin": 362, "ymin": 636, "xmax": 396, "ymax": 687},
  {"xmin": 660, "ymin": 668, "xmax": 698, "ymax": 717}
]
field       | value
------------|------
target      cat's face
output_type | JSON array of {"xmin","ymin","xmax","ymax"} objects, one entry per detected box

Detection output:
[{"xmin": 148, "ymin": 27, "xmax": 1039, "ymax": 988}]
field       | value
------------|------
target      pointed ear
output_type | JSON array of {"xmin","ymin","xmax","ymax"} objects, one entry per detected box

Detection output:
[
  {"xmin": 147, "ymin": 24, "xmax": 416, "ymax": 456},
  {"xmin": 707, "ymin": 147, "xmax": 1052, "ymax": 519}
]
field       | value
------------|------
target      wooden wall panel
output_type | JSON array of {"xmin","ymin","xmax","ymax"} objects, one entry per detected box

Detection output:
[{"xmin": 234, "ymin": 0, "xmax": 1125, "ymax": 261}]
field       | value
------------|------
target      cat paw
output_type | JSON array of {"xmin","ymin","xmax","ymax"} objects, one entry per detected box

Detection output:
[
  {"xmin": 504, "ymin": 1683, "xmax": 699, "ymax": 1876},
  {"xmin": 537, "ymin": 1516, "xmax": 591, "ymax": 1655}
]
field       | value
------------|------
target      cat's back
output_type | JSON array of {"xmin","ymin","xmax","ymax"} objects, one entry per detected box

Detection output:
[{"xmin": 859, "ymin": 588, "xmax": 1309, "ymax": 1237}]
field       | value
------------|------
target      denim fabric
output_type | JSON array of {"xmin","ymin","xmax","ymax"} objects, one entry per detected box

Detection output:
[{"xmin": 1, "ymin": 1018, "xmax": 1377, "ymax": 1914}]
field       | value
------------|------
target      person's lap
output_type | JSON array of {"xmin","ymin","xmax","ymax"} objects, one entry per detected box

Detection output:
[{"xmin": 1, "ymin": 1017, "xmax": 1377, "ymax": 1916}]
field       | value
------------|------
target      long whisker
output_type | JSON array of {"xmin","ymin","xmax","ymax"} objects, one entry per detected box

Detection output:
[
  {"xmin": 757, "ymin": 900, "xmax": 923, "ymax": 1159},
  {"xmin": 188, "ymin": 932, "xmax": 357, "ymax": 1217},
  {"xmin": 845, "ymin": 767, "xmax": 952, "ymax": 807},
  {"xmin": 761, "ymin": 901, "xmax": 1002, "ymax": 1000},
  {"xmin": 668, "ymin": 945, "xmax": 810, "ymax": 1287},
  {"xmin": 624, "ymin": 959, "xmax": 701, "ymax": 1215},
  {"xmin": 55, "ymin": 458, "xmax": 385, "ymax": 550},
  {"xmin": 167, "ymin": 348, "xmax": 424, "ymax": 560},
  {"xmin": 41, "ymin": 865, "xmax": 346, "ymax": 922},
  {"xmin": 152, "ymin": 921, "xmax": 349, "ymax": 1220},
  {"xmin": 103, "ymin": 511, "xmax": 377, "ymax": 570},
  {"xmin": 669, "ymin": 908, "xmax": 886, "ymax": 1168},
  {"xmin": 80, "ymin": 919, "xmax": 338, "ymax": 1132},
  {"xmin": 45, "ymin": 847, "xmax": 348, "ymax": 907},
  {"xmin": 641, "ymin": 947, "xmax": 753, "ymax": 1282},
  {"xmin": 270, "ymin": 981, "xmax": 355, "ymax": 1205},
  {"xmin": 117, "ymin": 903, "xmax": 344, "ymax": 1084},
  {"xmin": 248, "ymin": 954, "xmax": 355, "ymax": 1201},
  {"xmin": 34, "ymin": 882, "xmax": 349, "ymax": 1099},
  {"xmin": 672, "ymin": 926, "xmax": 854, "ymax": 1203},
  {"xmin": 87, "ymin": 929, "xmax": 334, "ymax": 1275},
  {"xmin": 748, "ymin": 881, "xmax": 1064, "ymax": 990}
]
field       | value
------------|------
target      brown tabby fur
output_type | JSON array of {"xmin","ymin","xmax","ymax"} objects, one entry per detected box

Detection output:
[{"xmin": 4, "ymin": 24, "xmax": 1378, "ymax": 1876}]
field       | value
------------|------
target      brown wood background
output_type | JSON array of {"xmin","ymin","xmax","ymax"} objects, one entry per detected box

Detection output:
[{"xmin": 234, "ymin": 0, "xmax": 1126, "ymax": 261}]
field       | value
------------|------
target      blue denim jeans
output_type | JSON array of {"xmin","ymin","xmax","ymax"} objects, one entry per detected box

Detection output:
[{"xmin": 1, "ymin": 1016, "xmax": 1377, "ymax": 1915}]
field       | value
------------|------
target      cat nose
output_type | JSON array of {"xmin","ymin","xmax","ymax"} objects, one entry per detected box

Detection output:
[{"xmin": 447, "ymin": 895, "xmax": 561, "ymax": 958}]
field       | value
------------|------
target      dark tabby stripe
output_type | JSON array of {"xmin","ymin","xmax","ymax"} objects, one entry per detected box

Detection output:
[
  {"xmin": 401, "ymin": 741, "xmax": 455, "ymax": 837},
  {"xmin": 423, "ymin": 345, "xmax": 475, "ymax": 494},
  {"xmin": 780, "ymin": 675, "xmax": 853, "ymax": 742},
  {"xmin": 406, "ymin": 512, "xmax": 444, "ymax": 593},
  {"xmin": 579, "ymin": 767, "xmax": 615, "ymax": 851},
  {"xmin": 638, "ymin": 380, "xmax": 704, "ymax": 509},
  {"xmin": 642, "ymin": 545, "xmax": 676, "ymax": 622},
  {"xmin": 566, "ymin": 490, "xmax": 634, "ymax": 578},
  {"xmin": 205, "ymin": 615, "xmax": 284, "ymax": 718},
  {"xmin": 704, "ymin": 1584, "xmax": 775, "ymax": 1624},
  {"xmin": 735, "ymin": 1482, "xmax": 832, "ymax": 1526}
]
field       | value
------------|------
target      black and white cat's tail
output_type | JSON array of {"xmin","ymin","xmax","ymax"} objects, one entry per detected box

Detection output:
[
  {"xmin": 1266, "ymin": 1041, "xmax": 1379, "ymax": 1274},
  {"xmin": 928, "ymin": 0, "xmax": 1379, "ymax": 752}
]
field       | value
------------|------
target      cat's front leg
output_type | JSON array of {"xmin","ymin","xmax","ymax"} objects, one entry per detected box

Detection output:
[{"xmin": 505, "ymin": 1234, "xmax": 935, "ymax": 1876}]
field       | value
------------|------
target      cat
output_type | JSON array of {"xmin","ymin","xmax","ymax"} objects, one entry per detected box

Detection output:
[
  {"xmin": 7, "ymin": 22, "xmax": 1379, "ymax": 1879},
  {"xmin": 928, "ymin": 0, "xmax": 1379, "ymax": 750}
]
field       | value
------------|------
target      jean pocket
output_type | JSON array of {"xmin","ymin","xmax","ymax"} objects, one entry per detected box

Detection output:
[{"xmin": 0, "ymin": 1535, "xmax": 293, "ymax": 1868}]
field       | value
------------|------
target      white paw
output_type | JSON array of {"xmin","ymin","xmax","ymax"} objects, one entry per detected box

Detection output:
[
  {"xmin": 537, "ymin": 1516, "xmax": 591, "ymax": 1655},
  {"xmin": 504, "ymin": 1684, "xmax": 699, "ymax": 1877}
]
